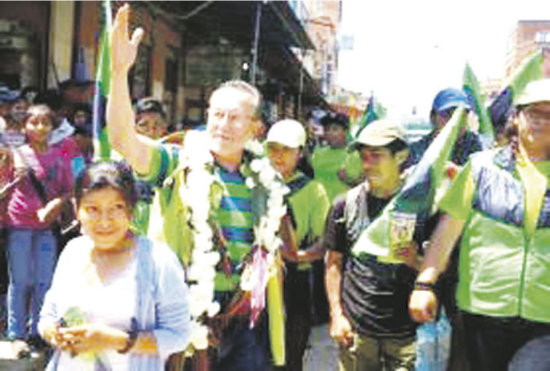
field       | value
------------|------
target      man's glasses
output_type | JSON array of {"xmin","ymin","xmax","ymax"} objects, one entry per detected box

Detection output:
[{"xmin": 523, "ymin": 107, "xmax": 550, "ymax": 128}]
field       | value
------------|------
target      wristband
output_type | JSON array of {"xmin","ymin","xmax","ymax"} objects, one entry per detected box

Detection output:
[
  {"xmin": 118, "ymin": 317, "xmax": 138, "ymax": 354},
  {"xmin": 414, "ymin": 281, "xmax": 437, "ymax": 292}
]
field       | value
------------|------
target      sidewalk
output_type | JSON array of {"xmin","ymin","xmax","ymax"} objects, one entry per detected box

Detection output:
[
  {"xmin": 0, "ymin": 340, "xmax": 47, "ymax": 371},
  {"xmin": 303, "ymin": 323, "xmax": 339, "ymax": 371}
]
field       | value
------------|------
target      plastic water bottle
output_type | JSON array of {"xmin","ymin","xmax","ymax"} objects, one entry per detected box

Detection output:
[
  {"xmin": 415, "ymin": 321, "xmax": 438, "ymax": 371},
  {"xmin": 436, "ymin": 311, "xmax": 452, "ymax": 370}
]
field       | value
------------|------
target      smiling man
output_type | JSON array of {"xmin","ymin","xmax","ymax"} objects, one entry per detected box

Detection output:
[
  {"xmin": 324, "ymin": 119, "xmax": 417, "ymax": 370},
  {"xmin": 106, "ymin": 5, "xmax": 280, "ymax": 370}
]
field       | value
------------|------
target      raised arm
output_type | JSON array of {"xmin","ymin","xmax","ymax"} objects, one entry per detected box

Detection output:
[
  {"xmin": 409, "ymin": 213, "xmax": 465, "ymax": 322},
  {"xmin": 107, "ymin": 4, "xmax": 153, "ymax": 174}
]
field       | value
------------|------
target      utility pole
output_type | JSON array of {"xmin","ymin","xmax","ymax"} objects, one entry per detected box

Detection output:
[{"xmin": 250, "ymin": 2, "xmax": 262, "ymax": 84}]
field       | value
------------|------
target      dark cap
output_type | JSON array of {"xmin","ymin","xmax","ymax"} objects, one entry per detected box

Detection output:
[
  {"xmin": 136, "ymin": 97, "xmax": 165, "ymax": 118},
  {"xmin": 320, "ymin": 112, "xmax": 348, "ymax": 128}
]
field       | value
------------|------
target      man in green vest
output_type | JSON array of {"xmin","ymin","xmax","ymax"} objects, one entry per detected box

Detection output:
[
  {"xmin": 312, "ymin": 112, "xmax": 363, "ymax": 202},
  {"xmin": 325, "ymin": 119, "xmax": 416, "ymax": 370},
  {"xmin": 410, "ymin": 78, "xmax": 550, "ymax": 370}
]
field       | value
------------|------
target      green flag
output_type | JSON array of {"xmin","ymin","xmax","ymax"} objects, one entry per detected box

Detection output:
[
  {"xmin": 350, "ymin": 95, "xmax": 386, "ymax": 140},
  {"xmin": 350, "ymin": 108, "xmax": 466, "ymax": 263},
  {"xmin": 489, "ymin": 50, "xmax": 544, "ymax": 133},
  {"xmin": 463, "ymin": 63, "xmax": 494, "ymax": 146},
  {"xmin": 507, "ymin": 49, "xmax": 543, "ymax": 102},
  {"xmin": 92, "ymin": 0, "xmax": 113, "ymax": 160}
]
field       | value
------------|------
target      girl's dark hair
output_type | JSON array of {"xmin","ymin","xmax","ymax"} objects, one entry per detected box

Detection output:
[
  {"xmin": 75, "ymin": 161, "xmax": 137, "ymax": 209},
  {"xmin": 24, "ymin": 104, "xmax": 56, "ymax": 127}
]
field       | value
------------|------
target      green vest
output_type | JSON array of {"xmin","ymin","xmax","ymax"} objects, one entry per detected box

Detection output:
[{"xmin": 457, "ymin": 148, "xmax": 550, "ymax": 322}]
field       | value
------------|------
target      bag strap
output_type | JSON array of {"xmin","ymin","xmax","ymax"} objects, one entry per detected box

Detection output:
[
  {"xmin": 26, "ymin": 167, "xmax": 48, "ymax": 205},
  {"xmin": 13, "ymin": 146, "xmax": 48, "ymax": 205}
]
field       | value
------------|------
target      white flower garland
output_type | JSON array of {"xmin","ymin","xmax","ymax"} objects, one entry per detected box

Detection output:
[{"xmin": 182, "ymin": 132, "xmax": 287, "ymax": 350}]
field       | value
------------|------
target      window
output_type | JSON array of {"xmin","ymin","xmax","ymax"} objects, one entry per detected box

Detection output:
[{"xmin": 535, "ymin": 31, "xmax": 550, "ymax": 44}]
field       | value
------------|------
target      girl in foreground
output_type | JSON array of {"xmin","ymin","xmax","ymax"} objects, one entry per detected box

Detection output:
[{"xmin": 39, "ymin": 161, "xmax": 190, "ymax": 370}]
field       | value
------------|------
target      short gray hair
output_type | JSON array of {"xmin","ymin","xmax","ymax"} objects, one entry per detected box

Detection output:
[{"xmin": 215, "ymin": 80, "xmax": 262, "ymax": 120}]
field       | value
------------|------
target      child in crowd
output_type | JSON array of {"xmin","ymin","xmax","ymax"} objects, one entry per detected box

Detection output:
[{"xmin": 5, "ymin": 104, "xmax": 73, "ymax": 356}]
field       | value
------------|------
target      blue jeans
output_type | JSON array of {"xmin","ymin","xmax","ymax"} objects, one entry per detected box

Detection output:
[
  {"xmin": 6, "ymin": 228, "xmax": 56, "ymax": 339},
  {"xmin": 509, "ymin": 335, "xmax": 550, "ymax": 371}
]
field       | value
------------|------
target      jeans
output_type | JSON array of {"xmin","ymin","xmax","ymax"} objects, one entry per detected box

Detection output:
[
  {"xmin": 462, "ymin": 312, "xmax": 550, "ymax": 371},
  {"xmin": 6, "ymin": 228, "xmax": 56, "ymax": 339},
  {"xmin": 509, "ymin": 335, "xmax": 550, "ymax": 371}
]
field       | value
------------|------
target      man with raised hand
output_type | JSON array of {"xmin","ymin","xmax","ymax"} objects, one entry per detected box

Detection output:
[{"xmin": 107, "ymin": 5, "xmax": 281, "ymax": 370}]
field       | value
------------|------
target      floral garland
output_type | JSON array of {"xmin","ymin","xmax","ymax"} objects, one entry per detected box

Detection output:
[{"xmin": 181, "ymin": 132, "xmax": 287, "ymax": 350}]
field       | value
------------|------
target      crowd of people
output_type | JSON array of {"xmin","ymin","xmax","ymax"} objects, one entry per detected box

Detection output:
[{"xmin": 0, "ymin": 4, "xmax": 549, "ymax": 371}]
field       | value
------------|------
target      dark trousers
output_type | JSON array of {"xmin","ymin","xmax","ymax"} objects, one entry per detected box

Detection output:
[
  {"xmin": 216, "ymin": 316, "xmax": 270, "ymax": 371},
  {"xmin": 283, "ymin": 265, "xmax": 312, "ymax": 371},
  {"xmin": 462, "ymin": 312, "xmax": 550, "ymax": 371}
]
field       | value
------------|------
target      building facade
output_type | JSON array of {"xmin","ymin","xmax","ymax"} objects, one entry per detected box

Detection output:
[
  {"xmin": 0, "ymin": 1, "xmax": 343, "ymax": 129},
  {"xmin": 506, "ymin": 20, "xmax": 550, "ymax": 78}
]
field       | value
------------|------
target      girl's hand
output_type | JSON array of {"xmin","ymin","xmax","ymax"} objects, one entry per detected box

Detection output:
[
  {"xmin": 111, "ymin": 4, "xmax": 144, "ymax": 75},
  {"xmin": 37, "ymin": 198, "xmax": 63, "ymax": 223},
  {"xmin": 57, "ymin": 323, "xmax": 127, "ymax": 354}
]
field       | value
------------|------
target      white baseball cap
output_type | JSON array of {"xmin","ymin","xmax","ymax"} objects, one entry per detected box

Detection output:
[
  {"xmin": 354, "ymin": 119, "xmax": 406, "ymax": 147},
  {"xmin": 516, "ymin": 79, "xmax": 550, "ymax": 106},
  {"xmin": 266, "ymin": 119, "xmax": 306, "ymax": 148}
]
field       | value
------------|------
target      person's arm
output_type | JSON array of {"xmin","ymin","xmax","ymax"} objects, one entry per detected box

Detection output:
[
  {"xmin": 287, "ymin": 181, "xmax": 331, "ymax": 263},
  {"xmin": 409, "ymin": 214, "xmax": 465, "ymax": 322},
  {"xmin": 324, "ymin": 197, "xmax": 355, "ymax": 347},
  {"xmin": 294, "ymin": 239, "xmax": 325, "ymax": 262},
  {"xmin": 325, "ymin": 250, "xmax": 354, "ymax": 347},
  {"xmin": 107, "ymin": 4, "xmax": 154, "ymax": 174},
  {"xmin": 36, "ymin": 197, "xmax": 63, "ymax": 223},
  {"xmin": 147, "ymin": 244, "xmax": 190, "ymax": 359}
]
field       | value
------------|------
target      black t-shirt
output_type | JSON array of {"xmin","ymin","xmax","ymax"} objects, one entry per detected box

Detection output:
[{"xmin": 325, "ymin": 187, "xmax": 417, "ymax": 338}]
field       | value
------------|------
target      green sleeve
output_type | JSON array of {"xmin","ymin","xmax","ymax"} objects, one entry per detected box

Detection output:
[
  {"xmin": 138, "ymin": 143, "xmax": 179, "ymax": 185},
  {"xmin": 438, "ymin": 161, "xmax": 476, "ymax": 220}
]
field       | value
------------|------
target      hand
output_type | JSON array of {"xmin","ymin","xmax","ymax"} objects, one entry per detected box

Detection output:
[
  {"xmin": 37, "ymin": 198, "xmax": 63, "ymax": 223},
  {"xmin": 279, "ymin": 214, "xmax": 299, "ymax": 257},
  {"xmin": 111, "ymin": 4, "xmax": 144, "ymax": 75},
  {"xmin": 393, "ymin": 241, "xmax": 420, "ymax": 269},
  {"xmin": 444, "ymin": 161, "xmax": 460, "ymax": 180},
  {"xmin": 329, "ymin": 313, "xmax": 355, "ymax": 348},
  {"xmin": 280, "ymin": 249, "xmax": 299, "ymax": 263},
  {"xmin": 57, "ymin": 323, "xmax": 127, "ymax": 354},
  {"xmin": 409, "ymin": 289, "xmax": 438, "ymax": 322}
]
